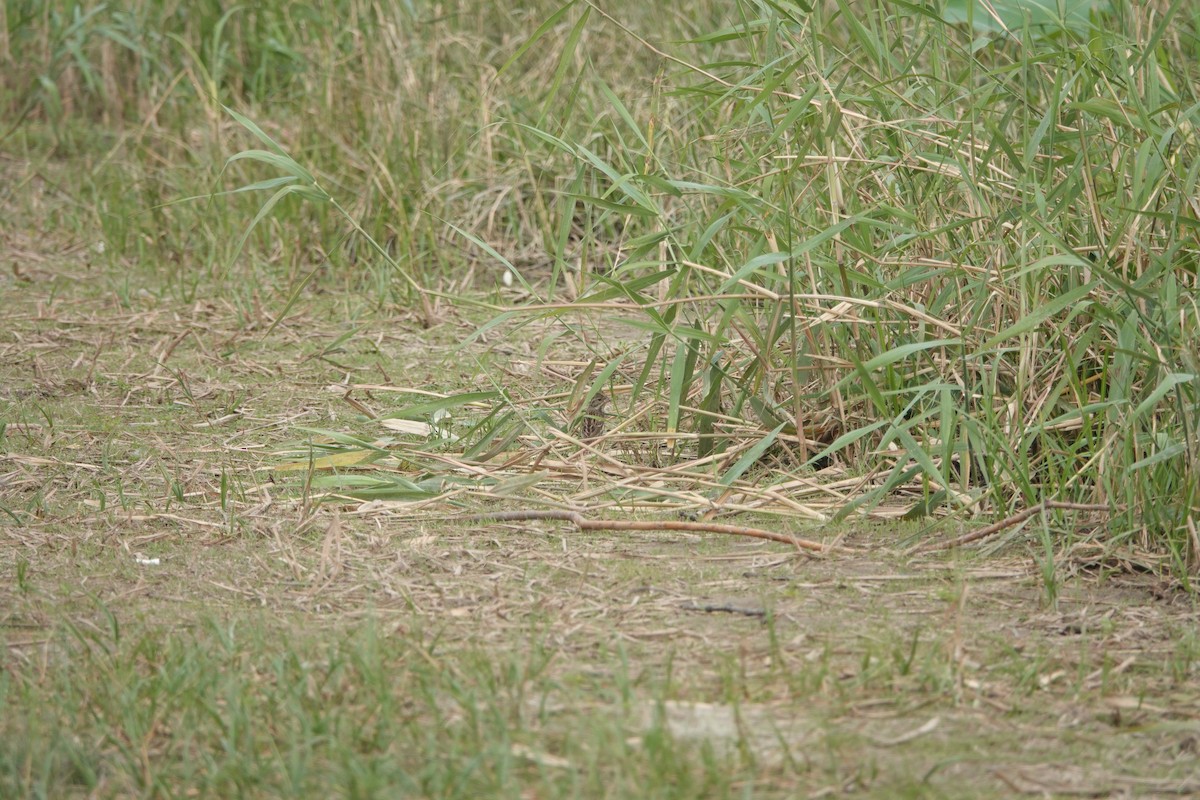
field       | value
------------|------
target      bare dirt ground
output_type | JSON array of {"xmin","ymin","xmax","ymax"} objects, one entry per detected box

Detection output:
[{"xmin": 3, "ymin": 216, "xmax": 1200, "ymax": 797}]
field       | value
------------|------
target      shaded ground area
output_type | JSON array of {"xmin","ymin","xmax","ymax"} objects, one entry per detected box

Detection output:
[{"xmin": 2, "ymin": 184, "xmax": 1199, "ymax": 798}]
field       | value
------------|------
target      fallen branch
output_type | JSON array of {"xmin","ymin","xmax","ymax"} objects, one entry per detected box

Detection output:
[
  {"xmin": 914, "ymin": 501, "xmax": 1110, "ymax": 554},
  {"xmin": 462, "ymin": 510, "xmax": 857, "ymax": 555}
]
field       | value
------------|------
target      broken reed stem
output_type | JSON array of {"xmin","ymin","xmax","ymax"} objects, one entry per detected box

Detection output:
[
  {"xmin": 915, "ymin": 500, "xmax": 1111, "ymax": 554},
  {"xmin": 464, "ymin": 510, "xmax": 857, "ymax": 555}
]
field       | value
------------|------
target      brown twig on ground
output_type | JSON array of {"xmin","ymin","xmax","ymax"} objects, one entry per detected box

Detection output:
[
  {"xmin": 913, "ymin": 501, "xmax": 1111, "ymax": 554},
  {"xmin": 463, "ymin": 510, "xmax": 857, "ymax": 555}
]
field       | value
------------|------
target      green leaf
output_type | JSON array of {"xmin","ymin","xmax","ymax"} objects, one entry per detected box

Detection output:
[
  {"xmin": 232, "ymin": 183, "xmax": 319, "ymax": 265},
  {"xmin": 539, "ymin": 4, "xmax": 591, "ymax": 126},
  {"xmin": 720, "ymin": 217, "xmax": 859, "ymax": 293},
  {"xmin": 226, "ymin": 149, "xmax": 315, "ymax": 184},
  {"xmin": 834, "ymin": 340, "xmax": 960, "ymax": 390},
  {"xmin": 719, "ymin": 424, "xmax": 786, "ymax": 488},
  {"xmin": 497, "ymin": 1, "xmax": 578, "ymax": 77},
  {"xmin": 1129, "ymin": 442, "xmax": 1187, "ymax": 472},
  {"xmin": 982, "ymin": 281, "xmax": 1097, "ymax": 350},
  {"xmin": 596, "ymin": 77, "xmax": 650, "ymax": 151},
  {"xmin": 566, "ymin": 193, "xmax": 659, "ymax": 218},
  {"xmin": 223, "ymin": 104, "xmax": 292, "ymax": 158},
  {"xmin": 890, "ymin": 424, "xmax": 948, "ymax": 492},
  {"xmin": 941, "ymin": 0, "xmax": 1111, "ymax": 37},
  {"xmin": 1131, "ymin": 372, "xmax": 1195, "ymax": 424},
  {"xmin": 383, "ymin": 392, "xmax": 502, "ymax": 420},
  {"xmin": 667, "ymin": 329, "xmax": 701, "ymax": 435},
  {"xmin": 295, "ymin": 428, "xmax": 390, "ymax": 453},
  {"xmin": 802, "ymin": 419, "xmax": 890, "ymax": 469}
]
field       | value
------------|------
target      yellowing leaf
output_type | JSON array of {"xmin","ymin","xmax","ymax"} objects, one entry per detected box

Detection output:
[{"xmin": 274, "ymin": 450, "xmax": 382, "ymax": 472}]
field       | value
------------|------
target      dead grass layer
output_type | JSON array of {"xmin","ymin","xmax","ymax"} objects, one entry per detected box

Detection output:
[
  {"xmin": 5, "ymin": 533, "xmax": 1200, "ymax": 798},
  {"xmin": 2, "ymin": 199, "xmax": 1199, "ymax": 796}
]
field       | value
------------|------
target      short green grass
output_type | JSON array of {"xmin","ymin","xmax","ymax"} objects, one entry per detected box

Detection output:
[
  {"xmin": 5, "ymin": 528, "xmax": 1198, "ymax": 799},
  {"xmin": 3, "ymin": 0, "xmax": 1200, "ymax": 797}
]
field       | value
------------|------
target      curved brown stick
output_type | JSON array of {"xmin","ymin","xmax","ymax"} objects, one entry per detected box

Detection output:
[
  {"xmin": 914, "ymin": 501, "xmax": 1110, "ymax": 554},
  {"xmin": 463, "ymin": 510, "xmax": 857, "ymax": 555}
]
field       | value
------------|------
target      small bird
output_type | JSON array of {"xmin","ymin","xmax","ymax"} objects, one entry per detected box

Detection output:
[{"xmin": 578, "ymin": 392, "xmax": 610, "ymax": 440}]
